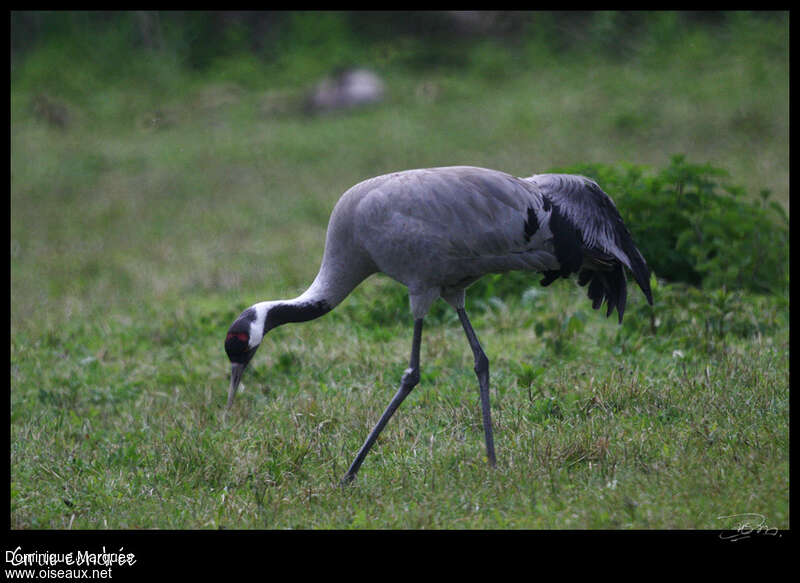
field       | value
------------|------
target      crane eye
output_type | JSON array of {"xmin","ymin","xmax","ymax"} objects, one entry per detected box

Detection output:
[{"xmin": 226, "ymin": 332, "xmax": 249, "ymax": 344}]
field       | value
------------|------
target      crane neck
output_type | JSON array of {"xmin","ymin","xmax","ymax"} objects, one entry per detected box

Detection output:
[
  {"xmin": 263, "ymin": 298, "xmax": 332, "ymax": 331},
  {"xmin": 261, "ymin": 259, "xmax": 371, "ymax": 333}
]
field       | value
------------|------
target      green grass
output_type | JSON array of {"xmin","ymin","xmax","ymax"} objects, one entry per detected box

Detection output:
[
  {"xmin": 9, "ymin": 282, "xmax": 789, "ymax": 529},
  {"xmin": 10, "ymin": 17, "xmax": 788, "ymax": 529}
]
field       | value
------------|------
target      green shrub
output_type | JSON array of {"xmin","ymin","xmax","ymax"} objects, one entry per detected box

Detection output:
[
  {"xmin": 553, "ymin": 155, "xmax": 788, "ymax": 294},
  {"xmin": 464, "ymin": 156, "xmax": 788, "ymax": 308}
]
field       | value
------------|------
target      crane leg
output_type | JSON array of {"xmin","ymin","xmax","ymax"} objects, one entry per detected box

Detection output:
[
  {"xmin": 342, "ymin": 318, "xmax": 424, "ymax": 484},
  {"xmin": 457, "ymin": 307, "xmax": 497, "ymax": 468}
]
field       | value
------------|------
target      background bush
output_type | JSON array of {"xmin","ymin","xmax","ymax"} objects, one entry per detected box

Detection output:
[
  {"xmin": 554, "ymin": 155, "xmax": 789, "ymax": 294},
  {"xmin": 463, "ymin": 154, "xmax": 789, "ymax": 307}
]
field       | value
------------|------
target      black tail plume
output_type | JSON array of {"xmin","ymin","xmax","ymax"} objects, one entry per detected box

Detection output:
[{"xmin": 578, "ymin": 263, "xmax": 632, "ymax": 323}]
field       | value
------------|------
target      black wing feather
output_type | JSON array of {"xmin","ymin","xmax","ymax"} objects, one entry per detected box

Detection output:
[{"xmin": 525, "ymin": 174, "xmax": 653, "ymax": 322}]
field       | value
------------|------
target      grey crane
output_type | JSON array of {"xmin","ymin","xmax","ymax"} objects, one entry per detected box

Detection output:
[{"xmin": 224, "ymin": 165, "xmax": 653, "ymax": 483}]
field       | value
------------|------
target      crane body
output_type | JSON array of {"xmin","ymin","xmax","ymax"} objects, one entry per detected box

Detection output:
[{"xmin": 224, "ymin": 166, "xmax": 653, "ymax": 483}]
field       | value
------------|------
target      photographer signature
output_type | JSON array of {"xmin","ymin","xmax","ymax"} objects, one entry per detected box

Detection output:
[{"xmin": 717, "ymin": 513, "xmax": 780, "ymax": 541}]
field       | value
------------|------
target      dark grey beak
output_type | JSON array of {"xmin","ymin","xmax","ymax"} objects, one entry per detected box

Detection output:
[{"xmin": 227, "ymin": 362, "xmax": 247, "ymax": 410}]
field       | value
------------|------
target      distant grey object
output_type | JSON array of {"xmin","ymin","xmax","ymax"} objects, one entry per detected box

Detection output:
[
  {"xmin": 305, "ymin": 68, "xmax": 385, "ymax": 112},
  {"xmin": 224, "ymin": 165, "xmax": 653, "ymax": 483}
]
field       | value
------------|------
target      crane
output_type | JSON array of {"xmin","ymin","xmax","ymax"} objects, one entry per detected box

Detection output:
[{"xmin": 224, "ymin": 166, "xmax": 653, "ymax": 483}]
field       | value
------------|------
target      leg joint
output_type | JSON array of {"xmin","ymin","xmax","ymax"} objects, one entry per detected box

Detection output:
[{"xmin": 401, "ymin": 366, "xmax": 420, "ymax": 390}]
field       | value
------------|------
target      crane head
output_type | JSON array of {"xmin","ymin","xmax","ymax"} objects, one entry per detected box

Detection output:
[{"xmin": 224, "ymin": 304, "xmax": 270, "ymax": 410}]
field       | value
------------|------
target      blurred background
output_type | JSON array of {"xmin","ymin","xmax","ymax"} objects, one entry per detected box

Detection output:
[{"xmin": 10, "ymin": 11, "xmax": 789, "ymax": 329}]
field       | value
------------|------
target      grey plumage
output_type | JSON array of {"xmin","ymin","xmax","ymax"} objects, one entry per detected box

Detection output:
[{"xmin": 224, "ymin": 165, "xmax": 653, "ymax": 482}]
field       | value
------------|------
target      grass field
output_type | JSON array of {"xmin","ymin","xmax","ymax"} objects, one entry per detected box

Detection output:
[{"xmin": 10, "ymin": 14, "xmax": 788, "ymax": 529}]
